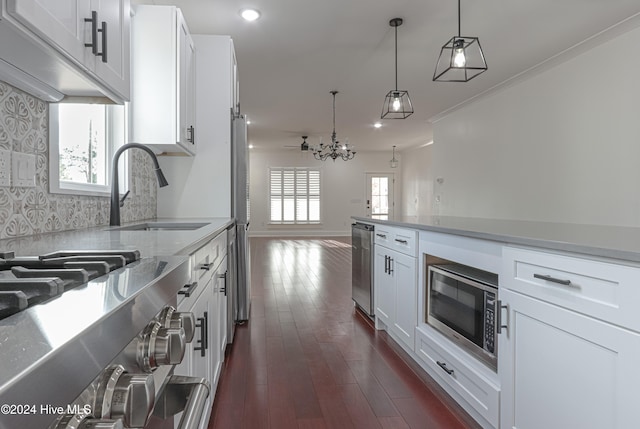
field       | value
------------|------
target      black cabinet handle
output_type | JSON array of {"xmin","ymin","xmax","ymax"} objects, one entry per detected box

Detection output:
[
  {"xmin": 437, "ymin": 361, "xmax": 454, "ymax": 375},
  {"xmin": 84, "ymin": 11, "xmax": 98, "ymax": 54},
  {"xmin": 219, "ymin": 272, "xmax": 227, "ymax": 296},
  {"xmin": 533, "ymin": 273, "xmax": 572, "ymax": 286},
  {"xmin": 178, "ymin": 281, "xmax": 198, "ymax": 297},
  {"xmin": 388, "ymin": 257, "xmax": 394, "ymax": 275},
  {"xmin": 376, "ymin": 233, "xmax": 387, "ymax": 239},
  {"xmin": 384, "ymin": 255, "xmax": 389, "ymax": 274},
  {"xmin": 199, "ymin": 262, "xmax": 214, "ymax": 271},
  {"xmin": 395, "ymin": 239, "xmax": 408, "ymax": 244},
  {"xmin": 194, "ymin": 316, "xmax": 206, "ymax": 357},
  {"xmin": 203, "ymin": 311, "xmax": 209, "ymax": 350},
  {"xmin": 97, "ymin": 20, "xmax": 107, "ymax": 63}
]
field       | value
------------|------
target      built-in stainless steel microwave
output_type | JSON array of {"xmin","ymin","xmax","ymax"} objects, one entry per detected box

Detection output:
[{"xmin": 427, "ymin": 264, "xmax": 498, "ymax": 370}]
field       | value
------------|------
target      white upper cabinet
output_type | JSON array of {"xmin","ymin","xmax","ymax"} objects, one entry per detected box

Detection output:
[
  {"xmin": 92, "ymin": 0, "xmax": 129, "ymax": 98},
  {"xmin": 1, "ymin": 0, "xmax": 130, "ymax": 102},
  {"xmin": 129, "ymin": 5, "xmax": 196, "ymax": 156}
]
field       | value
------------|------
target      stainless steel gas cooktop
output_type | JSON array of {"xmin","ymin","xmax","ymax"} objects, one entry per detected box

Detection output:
[{"xmin": 0, "ymin": 249, "xmax": 201, "ymax": 429}]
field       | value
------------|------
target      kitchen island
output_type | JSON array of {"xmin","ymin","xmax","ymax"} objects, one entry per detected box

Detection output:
[
  {"xmin": 353, "ymin": 215, "xmax": 640, "ymax": 262},
  {"xmin": 354, "ymin": 215, "xmax": 640, "ymax": 429}
]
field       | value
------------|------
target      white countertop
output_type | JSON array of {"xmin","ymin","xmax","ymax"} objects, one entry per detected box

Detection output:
[
  {"xmin": 0, "ymin": 217, "xmax": 234, "ymax": 258},
  {"xmin": 353, "ymin": 215, "xmax": 640, "ymax": 263}
]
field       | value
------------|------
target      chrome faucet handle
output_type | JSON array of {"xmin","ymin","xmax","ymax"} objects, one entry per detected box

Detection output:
[{"xmin": 119, "ymin": 190, "xmax": 130, "ymax": 207}]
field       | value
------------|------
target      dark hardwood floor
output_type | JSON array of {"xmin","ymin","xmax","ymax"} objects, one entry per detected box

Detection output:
[{"xmin": 208, "ymin": 237, "xmax": 478, "ymax": 429}]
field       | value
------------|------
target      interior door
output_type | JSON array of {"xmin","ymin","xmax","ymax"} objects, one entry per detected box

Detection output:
[{"xmin": 365, "ymin": 173, "xmax": 394, "ymax": 220}]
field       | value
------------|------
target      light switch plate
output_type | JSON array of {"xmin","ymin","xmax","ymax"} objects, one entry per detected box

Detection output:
[
  {"xmin": 0, "ymin": 150, "xmax": 9, "ymax": 186},
  {"xmin": 11, "ymin": 152, "xmax": 36, "ymax": 188}
]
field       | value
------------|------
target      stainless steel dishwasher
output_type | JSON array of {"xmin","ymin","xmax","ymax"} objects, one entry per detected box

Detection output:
[{"xmin": 352, "ymin": 222, "xmax": 375, "ymax": 317}]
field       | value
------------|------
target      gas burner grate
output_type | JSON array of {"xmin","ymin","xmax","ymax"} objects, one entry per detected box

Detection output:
[{"xmin": 0, "ymin": 250, "xmax": 141, "ymax": 320}]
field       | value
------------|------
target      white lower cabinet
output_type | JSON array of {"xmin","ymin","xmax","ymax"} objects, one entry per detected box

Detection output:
[
  {"xmin": 416, "ymin": 326, "xmax": 500, "ymax": 429},
  {"xmin": 374, "ymin": 226, "xmax": 418, "ymax": 352},
  {"xmin": 174, "ymin": 277, "xmax": 212, "ymax": 429},
  {"xmin": 174, "ymin": 230, "xmax": 228, "ymax": 429},
  {"xmin": 499, "ymin": 287, "xmax": 640, "ymax": 429}
]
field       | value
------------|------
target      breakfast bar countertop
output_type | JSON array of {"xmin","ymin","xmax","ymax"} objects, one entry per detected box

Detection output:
[{"xmin": 353, "ymin": 215, "xmax": 640, "ymax": 264}]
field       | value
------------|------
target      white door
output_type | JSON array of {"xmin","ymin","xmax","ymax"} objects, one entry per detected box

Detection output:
[
  {"xmin": 374, "ymin": 247, "xmax": 394, "ymax": 326},
  {"xmin": 392, "ymin": 252, "xmax": 417, "ymax": 350},
  {"xmin": 500, "ymin": 288, "xmax": 640, "ymax": 429},
  {"xmin": 93, "ymin": 0, "xmax": 130, "ymax": 98},
  {"xmin": 365, "ymin": 173, "xmax": 394, "ymax": 220},
  {"xmin": 8, "ymin": 0, "xmax": 93, "ymax": 65}
]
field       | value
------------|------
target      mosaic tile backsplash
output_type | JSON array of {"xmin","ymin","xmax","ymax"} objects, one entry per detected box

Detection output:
[{"xmin": 0, "ymin": 81, "xmax": 157, "ymax": 239}]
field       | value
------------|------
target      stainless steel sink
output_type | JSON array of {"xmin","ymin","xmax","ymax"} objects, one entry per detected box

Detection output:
[{"xmin": 108, "ymin": 222, "xmax": 210, "ymax": 231}]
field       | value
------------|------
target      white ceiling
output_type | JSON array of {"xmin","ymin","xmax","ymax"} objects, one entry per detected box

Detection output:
[{"xmin": 133, "ymin": 0, "xmax": 640, "ymax": 153}]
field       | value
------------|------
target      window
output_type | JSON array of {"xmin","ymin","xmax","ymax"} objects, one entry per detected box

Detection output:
[
  {"xmin": 269, "ymin": 167, "xmax": 321, "ymax": 224},
  {"xmin": 49, "ymin": 103, "xmax": 127, "ymax": 196}
]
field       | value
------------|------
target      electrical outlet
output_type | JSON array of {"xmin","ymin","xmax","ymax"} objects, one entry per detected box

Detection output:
[
  {"xmin": 0, "ymin": 150, "xmax": 10, "ymax": 186},
  {"xmin": 11, "ymin": 152, "xmax": 36, "ymax": 188}
]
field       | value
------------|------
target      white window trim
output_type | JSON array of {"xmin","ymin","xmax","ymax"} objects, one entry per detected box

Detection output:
[
  {"xmin": 269, "ymin": 167, "xmax": 322, "ymax": 225},
  {"xmin": 48, "ymin": 103, "xmax": 129, "ymax": 197}
]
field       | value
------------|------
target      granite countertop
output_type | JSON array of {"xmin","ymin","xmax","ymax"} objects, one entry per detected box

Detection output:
[
  {"xmin": 353, "ymin": 215, "xmax": 640, "ymax": 263},
  {"xmin": 0, "ymin": 217, "xmax": 234, "ymax": 258}
]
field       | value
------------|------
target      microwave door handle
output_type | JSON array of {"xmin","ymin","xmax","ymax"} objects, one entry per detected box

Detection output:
[{"xmin": 496, "ymin": 300, "xmax": 509, "ymax": 334}]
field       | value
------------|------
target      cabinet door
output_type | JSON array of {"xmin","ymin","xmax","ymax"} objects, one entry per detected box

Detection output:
[
  {"xmin": 374, "ymin": 247, "xmax": 393, "ymax": 325},
  {"xmin": 177, "ymin": 12, "xmax": 196, "ymax": 152},
  {"xmin": 191, "ymin": 282, "xmax": 211, "ymax": 385},
  {"xmin": 392, "ymin": 252, "xmax": 417, "ymax": 349},
  {"xmin": 92, "ymin": 0, "xmax": 129, "ymax": 98},
  {"xmin": 7, "ymin": 0, "xmax": 93, "ymax": 65},
  {"xmin": 500, "ymin": 288, "xmax": 640, "ymax": 429},
  {"xmin": 217, "ymin": 258, "xmax": 228, "ymax": 369}
]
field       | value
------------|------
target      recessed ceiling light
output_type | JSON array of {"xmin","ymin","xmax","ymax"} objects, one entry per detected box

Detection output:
[
  {"xmin": 374, "ymin": 122, "xmax": 382, "ymax": 128},
  {"xmin": 248, "ymin": 144, "xmax": 254, "ymax": 149},
  {"xmin": 246, "ymin": 119, "xmax": 251, "ymax": 125},
  {"xmin": 240, "ymin": 9, "xmax": 261, "ymax": 22}
]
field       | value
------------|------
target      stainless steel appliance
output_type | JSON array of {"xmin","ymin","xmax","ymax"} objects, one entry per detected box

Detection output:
[
  {"xmin": 232, "ymin": 113, "xmax": 251, "ymax": 321},
  {"xmin": 352, "ymin": 223, "xmax": 374, "ymax": 316},
  {"xmin": 0, "ymin": 250, "xmax": 210, "ymax": 429},
  {"xmin": 426, "ymin": 263, "xmax": 498, "ymax": 370}
]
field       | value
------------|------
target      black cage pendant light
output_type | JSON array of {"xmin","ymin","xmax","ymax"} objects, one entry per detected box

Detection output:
[
  {"xmin": 381, "ymin": 18, "xmax": 414, "ymax": 119},
  {"xmin": 433, "ymin": 0, "xmax": 487, "ymax": 82}
]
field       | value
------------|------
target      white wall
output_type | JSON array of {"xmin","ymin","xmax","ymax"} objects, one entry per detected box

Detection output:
[
  {"xmin": 429, "ymin": 23, "xmax": 640, "ymax": 226},
  {"xmin": 249, "ymin": 149, "xmax": 401, "ymax": 236},
  {"xmin": 400, "ymin": 143, "xmax": 434, "ymax": 217}
]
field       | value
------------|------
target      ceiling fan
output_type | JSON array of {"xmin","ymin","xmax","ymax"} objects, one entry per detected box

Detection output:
[{"xmin": 283, "ymin": 135, "xmax": 310, "ymax": 151}]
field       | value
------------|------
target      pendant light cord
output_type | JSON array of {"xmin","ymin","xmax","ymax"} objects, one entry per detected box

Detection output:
[
  {"xmin": 331, "ymin": 91, "xmax": 337, "ymax": 142},
  {"xmin": 394, "ymin": 24, "xmax": 398, "ymax": 90},
  {"xmin": 458, "ymin": 0, "xmax": 461, "ymax": 37}
]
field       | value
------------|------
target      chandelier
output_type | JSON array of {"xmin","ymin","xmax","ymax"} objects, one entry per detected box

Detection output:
[{"xmin": 311, "ymin": 90, "xmax": 356, "ymax": 161}]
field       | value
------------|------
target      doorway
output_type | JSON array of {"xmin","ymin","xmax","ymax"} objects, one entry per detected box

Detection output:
[{"xmin": 365, "ymin": 173, "xmax": 394, "ymax": 220}]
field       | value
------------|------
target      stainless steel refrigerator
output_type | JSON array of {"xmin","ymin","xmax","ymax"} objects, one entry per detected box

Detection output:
[{"xmin": 232, "ymin": 113, "xmax": 251, "ymax": 322}]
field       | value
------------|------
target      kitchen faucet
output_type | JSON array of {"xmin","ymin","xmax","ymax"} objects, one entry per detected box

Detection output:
[{"xmin": 110, "ymin": 143, "xmax": 169, "ymax": 226}]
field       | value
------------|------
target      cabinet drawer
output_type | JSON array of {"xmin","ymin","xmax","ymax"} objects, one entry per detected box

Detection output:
[
  {"xmin": 416, "ymin": 327, "xmax": 499, "ymax": 427},
  {"xmin": 502, "ymin": 246, "xmax": 640, "ymax": 332},
  {"xmin": 374, "ymin": 226, "xmax": 394, "ymax": 247},
  {"xmin": 375, "ymin": 225, "xmax": 417, "ymax": 257}
]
